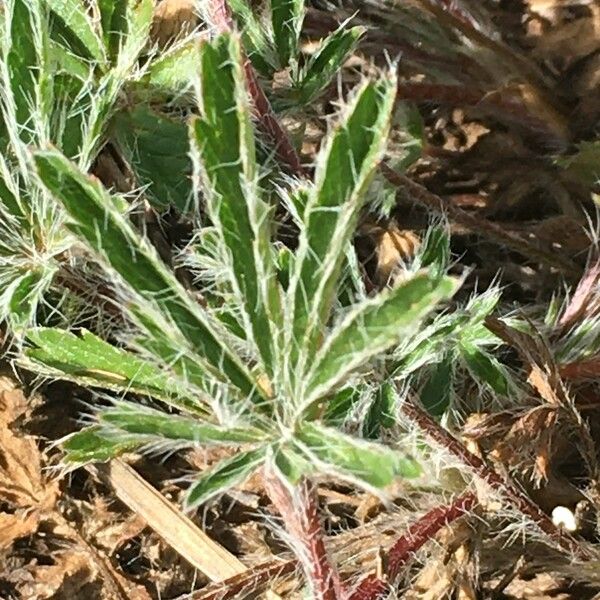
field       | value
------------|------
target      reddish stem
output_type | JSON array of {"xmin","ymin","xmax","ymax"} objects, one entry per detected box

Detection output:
[
  {"xmin": 400, "ymin": 395, "xmax": 592, "ymax": 559},
  {"xmin": 347, "ymin": 492, "xmax": 477, "ymax": 600},
  {"xmin": 189, "ymin": 559, "xmax": 296, "ymax": 599},
  {"xmin": 264, "ymin": 472, "xmax": 342, "ymax": 600},
  {"xmin": 380, "ymin": 163, "xmax": 578, "ymax": 275}
]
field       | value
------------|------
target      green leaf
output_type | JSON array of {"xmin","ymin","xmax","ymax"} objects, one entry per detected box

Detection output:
[
  {"xmin": 33, "ymin": 149, "xmax": 261, "ymax": 400},
  {"xmin": 192, "ymin": 34, "xmax": 282, "ymax": 373},
  {"xmin": 556, "ymin": 141, "xmax": 600, "ymax": 187},
  {"xmin": 322, "ymin": 386, "xmax": 362, "ymax": 426},
  {"xmin": 304, "ymin": 274, "xmax": 457, "ymax": 404},
  {"xmin": 115, "ymin": 108, "xmax": 193, "ymax": 212},
  {"xmin": 271, "ymin": 0, "xmax": 304, "ymax": 67},
  {"xmin": 420, "ymin": 355, "xmax": 453, "ymax": 416},
  {"xmin": 118, "ymin": 0, "xmax": 153, "ymax": 68},
  {"xmin": 4, "ymin": 0, "xmax": 44, "ymax": 140},
  {"xmin": 142, "ymin": 38, "xmax": 199, "ymax": 96},
  {"xmin": 5, "ymin": 269, "xmax": 55, "ymax": 332},
  {"xmin": 186, "ymin": 447, "xmax": 267, "ymax": 508},
  {"xmin": 460, "ymin": 341, "xmax": 510, "ymax": 396},
  {"xmin": 62, "ymin": 426, "xmax": 141, "ymax": 464},
  {"xmin": 23, "ymin": 327, "xmax": 202, "ymax": 411},
  {"xmin": 44, "ymin": 0, "xmax": 106, "ymax": 64},
  {"xmin": 271, "ymin": 443, "xmax": 313, "ymax": 485},
  {"xmin": 289, "ymin": 75, "xmax": 397, "ymax": 375},
  {"xmin": 363, "ymin": 381, "xmax": 396, "ymax": 439},
  {"xmin": 100, "ymin": 401, "xmax": 267, "ymax": 444},
  {"xmin": 227, "ymin": 0, "xmax": 275, "ymax": 75},
  {"xmin": 48, "ymin": 39, "xmax": 90, "ymax": 80},
  {"xmin": 293, "ymin": 25, "xmax": 364, "ymax": 105},
  {"xmin": 418, "ymin": 224, "xmax": 450, "ymax": 278},
  {"xmin": 98, "ymin": 0, "xmax": 127, "ymax": 60},
  {"xmin": 296, "ymin": 422, "xmax": 421, "ymax": 487}
]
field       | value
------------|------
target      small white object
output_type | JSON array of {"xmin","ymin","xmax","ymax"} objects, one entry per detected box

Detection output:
[{"xmin": 551, "ymin": 505, "xmax": 578, "ymax": 532}]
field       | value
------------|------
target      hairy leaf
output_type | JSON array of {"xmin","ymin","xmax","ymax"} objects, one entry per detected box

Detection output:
[
  {"xmin": 271, "ymin": 0, "xmax": 304, "ymax": 67},
  {"xmin": 186, "ymin": 447, "xmax": 267, "ymax": 508},
  {"xmin": 100, "ymin": 402, "xmax": 267, "ymax": 444},
  {"xmin": 33, "ymin": 149, "xmax": 260, "ymax": 400},
  {"xmin": 62, "ymin": 426, "xmax": 140, "ymax": 464},
  {"xmin": 115, "ymin": 108, "xmax": 192, "ymax": 212},
  {"xmin": 23, "ymin": 328, "xmax": 202, "ymax": 410},
  {"xmin": 289, "ymin": 76, "xmax": 397, "ymax": 376},
  {"xmin": 293, "ymin": 25, "xmax": 364, "ymax": 105},
  {"xmin": 192, "ymin": 34, "xmax": 281, "ymax": 374},
  {"xmin": 297, "ymin": 422, "xmax": 421, "ymax": 487},
  {"xmin": 304, "ymin": 274, "xmax": 457, "ymax": 404},
  {"xmin": 44, "ymin": 0, "xmax": 106, "ymax": 64}
]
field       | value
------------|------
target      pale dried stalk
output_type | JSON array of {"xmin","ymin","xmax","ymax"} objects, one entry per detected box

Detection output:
[{"xmin": 90, "ymin": 459, "xmax": 247, "ymax": 581}]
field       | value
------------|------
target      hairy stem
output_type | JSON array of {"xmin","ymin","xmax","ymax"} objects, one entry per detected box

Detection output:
[
  {"xmin": 347, "ymin": 492, "xmax": 477, "ymax": 600},
  {"xmin": 380, "ymin": 163, "xmax": 578, "ymax": 275},
  {"xmin": 400, "ymin": 394, "xmax": 592, "ymax": 559},
  {"xmin": 264, "ymin": 472, "xmax": 342, "ymax": 600}
]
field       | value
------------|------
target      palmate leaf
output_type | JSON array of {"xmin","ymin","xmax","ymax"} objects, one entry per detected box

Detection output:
[
  {"xmin": 22, "ymin": 327, "xmax": 203, "ymax": 411},
  {"xmin": 288, "ymin": 75, "xmax": 397, "ymax": 379},
  {"xmin": 191, "ymin": 34, "xmax": 282, "ymax": 376},
  {"xmin": 185, "ymin": 447, "xmax": 268, "ymax": 508},
  {"xmin": 296, "ymin": 422, "xmax": 421, "ymax": 488},
  {"xmin": 303, "ymin": 273, "xmax": 458, "ymax": 406},
  {"xmin": 271, "ymin": 0, "xmax": 304, "ymax": 67},
  {"xmin": 33, "ymin": 149, "xmax": 262, "ymax": 401}
]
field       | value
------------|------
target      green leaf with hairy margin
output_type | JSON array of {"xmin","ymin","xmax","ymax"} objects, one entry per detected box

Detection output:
[
  {"xmin": 100, "ymin": 401, "xmax": 267, "ymax": 444},
  {"xmin": 142, "ymin": 38, "xmax": 199, "ymax": 97},
  {"xmin": 271, "ymin": 0, "xmax": 304, "ymax": 67},
  {"xmin": 4, "ymin": 0, "xmax": 42, "ymax": 140},
  {"xmin": 460, "ymin": 341, "xmax": 509, "ymax": 395},
  {"xmin": 363, "ymin": 381, "xmax": 396, "ymax": 439},
  {"xmin": 293, "ymin": 25, "xmax": 364, "ymax": 104},
  {"xmin": 119, "ymin": 0, "xmax": 153, "ymax": 68},
  {"xmin": 289, "ymin": 76, "xmax": 396, "ymax": 375},
  {"xmin": 228, "ymin": 0, "xmax": 275, "ymax": 75},
  {"xmin": 44, "ymin": 0, "xmax": 106, "ymax": 64},
  {"xmin": 272, "ymin": 443, "xmax": 313, "ymax": 485},
  {"xmin": 115, "ymin": 108, "xmax": 192, "ymax": 212},
  {"xmin": 33, "ymin": 149, "xmax": 261, "ymax": 401},
  {"xmin": 296, "ymin": 422, "xmax": 421, "ymax": 487},
  {"xmin": 98, "ymin": 0, "xmax": 127, "ymax": 59},
  {"xmin": 6, "ymin": 269, "xmax": 55, "ymax": 332},
  {"xmin": 420, "ymin": 355, "xmax": 453, "ymax": 416},
  {"xmin": 191, "ymin": 34, "xmax": 281, "ymax": 374},
  {"xmin": 186, "ymin": 447, "xmax": 267, "ymax": 508},
  {"xmin": 23, "ymin": 327, "xmax": 203, "ymax": 410},
  {"xmin": 62, "ymin": 426, "xmax": 141, "ymax": 463},
  {"xmin": 304, "ymin": 274, "xmax": 457, "ymax": 404}
]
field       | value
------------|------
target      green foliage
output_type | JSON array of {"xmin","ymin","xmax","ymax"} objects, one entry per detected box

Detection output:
[{"xmin": 17, "ymin": 32, "xmax": 459, "ymax": 505}]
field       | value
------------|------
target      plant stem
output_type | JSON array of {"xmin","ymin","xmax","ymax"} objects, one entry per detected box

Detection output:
[
  {"xmin": 399, "ymin": 394, "xmax": 593, "ymax": 559},
  {"xmin": 189, "ymin": 559, "xmax": 296, "ymax": 600},
  {"xmin": 346, "ymin": 492, "xmax": 477, "ymax": 600},
  {"xmin": 264, "ymin": 472, "xmax": 342, "ymax": 600},
  {"xmin": 380, "ymin": 163, "xmax": 578, "ymax": 275}
]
